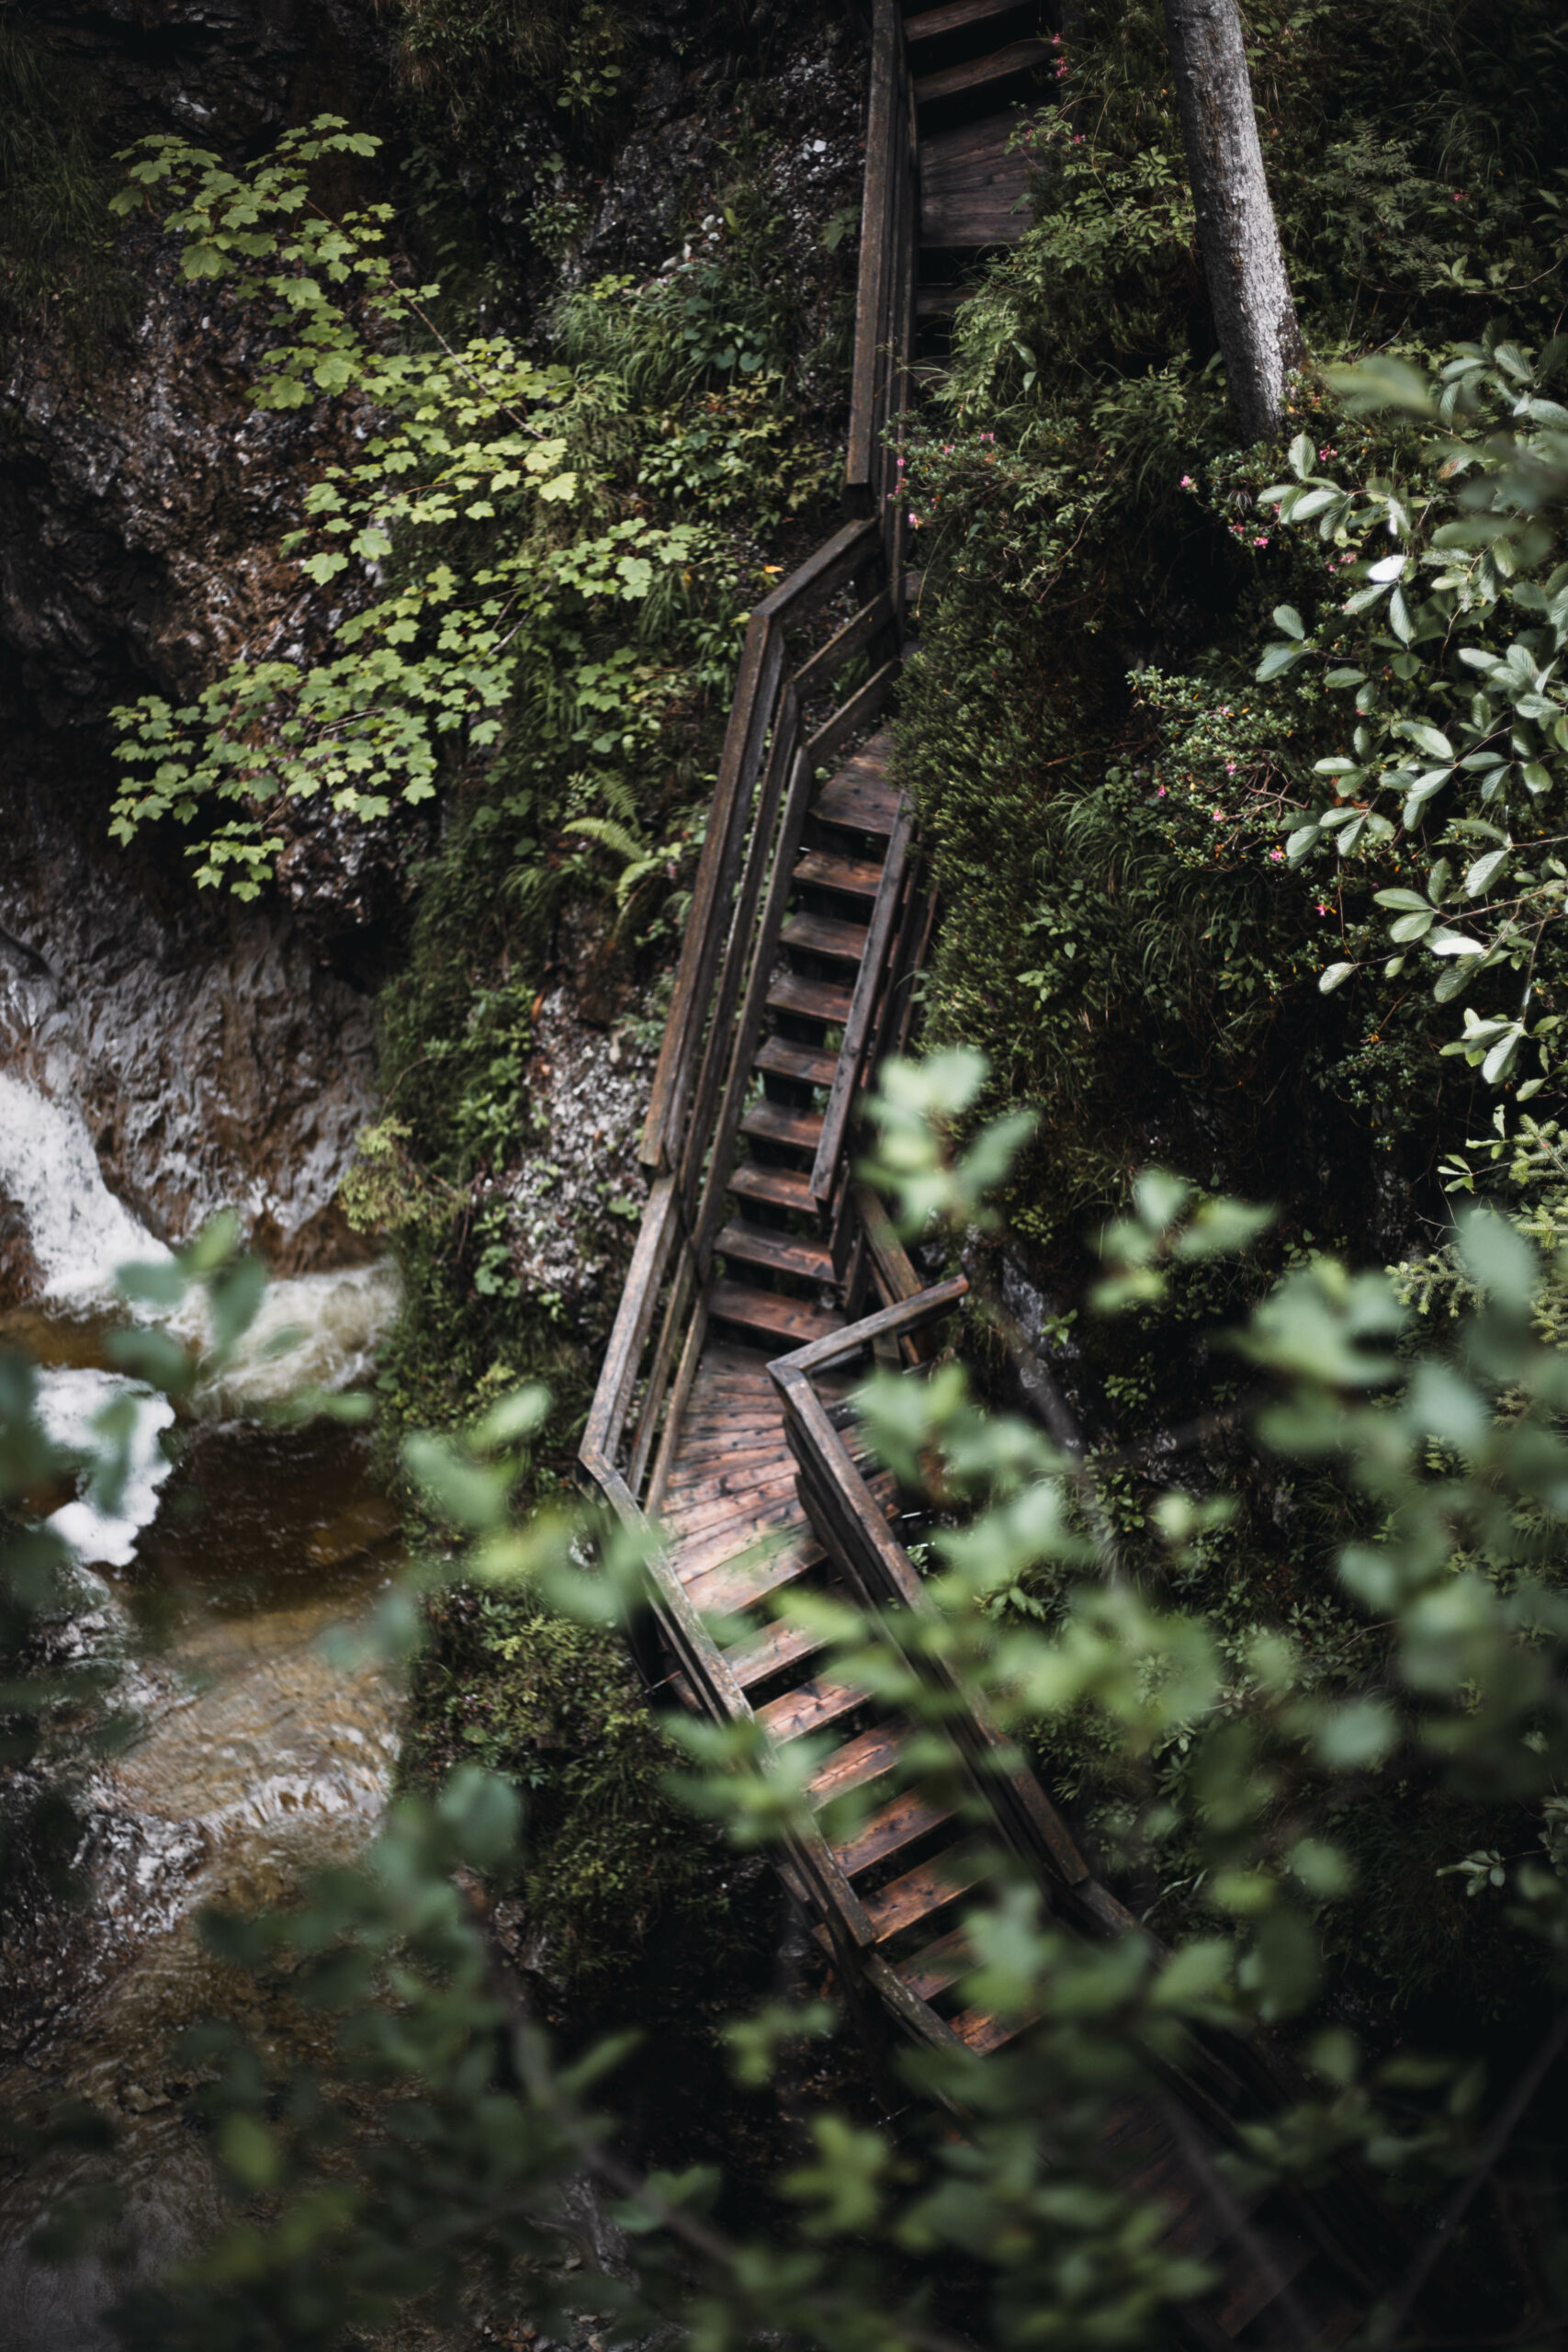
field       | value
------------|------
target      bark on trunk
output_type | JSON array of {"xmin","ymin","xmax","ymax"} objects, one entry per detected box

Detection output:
[{"xmin": 1161, "ymin": 0, "xmax": 1303, "ymax": 442}]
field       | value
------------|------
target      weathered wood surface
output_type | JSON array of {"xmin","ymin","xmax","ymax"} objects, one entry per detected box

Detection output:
[{"xmin": 919, "ymin": 115, "xmax": 1032, "ymax": 247}]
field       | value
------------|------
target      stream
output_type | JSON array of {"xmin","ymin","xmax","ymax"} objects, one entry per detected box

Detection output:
[{"xmin": 0, "ymin": 1072, "xmax": 401, "ymax": 2348}]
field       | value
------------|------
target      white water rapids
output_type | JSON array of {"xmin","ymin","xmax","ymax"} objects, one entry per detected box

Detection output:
[{"xmin": 0, "ymin": 1069, "xmax": 396, "ymax": 1565}]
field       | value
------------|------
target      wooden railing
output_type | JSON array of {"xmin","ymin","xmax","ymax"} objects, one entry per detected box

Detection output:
[
  {"xmin": 768, "ymin": 1283, "xmax": 1116, "ymax": 1908},
  {"xmin": 581, "ymin": 0, "xmax": 919, "ymax": 1535}
]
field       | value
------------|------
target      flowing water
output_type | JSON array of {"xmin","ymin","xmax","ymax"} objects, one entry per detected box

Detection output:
[{"xmin": 0, "ymin": 1071, "xmax": 402, "ymax": 2348}]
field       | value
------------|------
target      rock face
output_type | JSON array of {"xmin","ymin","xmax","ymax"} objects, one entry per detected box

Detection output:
[
  {"xmin": 0, "ymin": 775, "xmax": 379, "ymax": 1272},
  {"xmin": 0, "ymin": 6, "xmax": 400, "ymax": 1282},
  {"xmin": 0, "ymin": 0, "xmax": 864, "ymax": 1294},
  {"xmin": 501, "ymin": 979, "xmax": 658, "ymax": 1336}
]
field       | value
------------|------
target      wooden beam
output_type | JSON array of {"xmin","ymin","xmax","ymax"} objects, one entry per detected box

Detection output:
[
  {"xmin": 809, "ymin": 795, "xmax": 912, "ymax": 1204},
  {"xmin": 769, "ymin": 1273, "xmax": 968, "ymax": 1381},
  {"xmin": 848, "ymin": 0, "xmax": 900, "ymax": 499}
]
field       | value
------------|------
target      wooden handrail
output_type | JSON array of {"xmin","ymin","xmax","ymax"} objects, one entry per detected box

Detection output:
[
  {"xmin": 585, "ymin": 0, "xmax": 916, "ymax": 1531},
  {"xmin": 639, "ymin": 517, "xmax": 881, "ymax": 1175},
  {"xmin": 768, "ymin": 1280, "xmax": 1094, "ymax": 1892}
]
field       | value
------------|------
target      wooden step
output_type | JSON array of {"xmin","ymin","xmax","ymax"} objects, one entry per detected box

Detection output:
[
  {"xmin": 665, "ymin": 1446, "xmax": 795, "ymax": 1509},
  {"xmin": 716, "ymin": 1221, "xmax": 834, "ymax": 1283},
  {"xmin": 726, "ymin": 1615, "xmax": 826, "ymax": 1693},
  {"xmin": 814, "ymin": 767, "xmax": 900, "ymax": 841},
  {"xmin": 781, "ymin": 910, "xmax": 871, "ymax": 965},
  {"xmin": 897, "ymin": 1926, "xmax": 973, "ymax": 2003},
  {"xmin": 758, "ymin": 1673, "xmax": 871, "ymax": 1743},
  {"xmin": 728, "ymin": 1159, "xmax": 816, "ymax": 1214},
  {"xmin": 669, "ymin": 1493, "xmax": 813, "ymax": 1577},
  {"xmin": 754, "ymin": 1035, "xmax": 838, "ymax": 1088},
  {"xmin": 794, "ymin": 849, "xmax": 884, "ymax": 900},
  {"xmin": 766, "ymin": 971, "xmax": 853, "ymax": 1026},
  {"xmin": 709, "ymin": 1281, "xmax": 844, "ymax": 1348},
  {"xmin": 863, "ymin": 1839, "xmax": 987, "ymax": 1941},
  {"xmin": 684, "ymin": 1530, "xmax": 826, "ymax": 1617},
  {"xmin": 740, "ymin": 1099, "xmax": 825, "ymax": 1155},
  {"xmin": 809, "ymin": 1722, "xmax": 908, "ymax": 1806},
  {"xmin": 914, "ymin": 35, "xmax": 1053, "ymax": 107},
  {"xmin": 664, "ymin": 1464, "xmax": 801, "ymax": 1542},
  {"xmin": 951, "ymin": 2004, "xmax": 1040, "ymax": 2054},
  {"xmin": 916, "ymin": 285, "xmax": 971, "ymax": 318},
  {"xmin": 920, "ymin": 114, "xmax": 1033, "ymax": 249},
  {"xmin": 834, "ymin": 1789, "xmax": 959, "ymax": 1880},
  {"xmin": 905, "ymin": 0, "xmax": 1032, "ymax": 43}
]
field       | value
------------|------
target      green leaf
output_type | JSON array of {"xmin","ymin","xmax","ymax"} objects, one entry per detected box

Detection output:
[
  {"xmin": 1427, "ymin": 927, "xmax": 1486, "ymax": 956},
  {"xmin": 1319, "ymin": 962, "xmax": 1355, "ymax": 993},
  {"xmin": 1464, "ymin": 847, "xmax": 1509, "ymax": 897},
  {"xmin": 1400, "ymin": 722, "xmax": 1454, "ymax": 761},
  {"xmin": 1320, "ymin": 356, "xmax": 1437, "ymax": 416},
  {"xmin": 1315, "ymin": 1699, "xmax": 1397, "ymax": 1769},
  {"xmin": 1456, "ymin": 1204, "xmax": 1536, "ymax": 1306},
  {"xmin": 1272, "ymin": 605, "xmax": 1305, "ymax": 641}
]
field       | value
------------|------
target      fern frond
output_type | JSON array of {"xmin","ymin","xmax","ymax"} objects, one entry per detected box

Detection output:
[{"xmin": 563, "ymin": 815, "xmax": 648, "ymax": 865}]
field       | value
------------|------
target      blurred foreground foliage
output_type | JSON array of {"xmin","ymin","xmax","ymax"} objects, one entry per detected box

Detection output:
[{"xmin": 4, "ymin": 1071, "xmax": 1568, "ymax": 2346}]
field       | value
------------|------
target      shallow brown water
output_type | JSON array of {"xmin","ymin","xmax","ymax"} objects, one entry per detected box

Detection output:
[{"xmin": 0, "ymin": 1402, "xmax": 402, "ymax": 2350}]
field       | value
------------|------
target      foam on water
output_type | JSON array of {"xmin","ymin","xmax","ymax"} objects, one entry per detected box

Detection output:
[
  {"xmin": 183, "ymin": 1261, "xmax": 400, "ymax": 1418},
  {"xmin": 1, "ymin": 1071, "xmax": 398, "ymax": 1555},
  {"xmin": 35, "ymin": 1368, "xmax": 177, "ymax": 1571},
  {"xmin": 0, "ymin": 1072, "xmax": 170, "ymax": 1302}
]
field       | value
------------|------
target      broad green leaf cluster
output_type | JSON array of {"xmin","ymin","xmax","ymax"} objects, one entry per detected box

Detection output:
[
  {"xmin": 106, "ymin": 119, "xmax": 823, "ymax": 897},
  {"xmin": 1261, "ymin": 342, "xmax": 1568, "ymax": 1090}
]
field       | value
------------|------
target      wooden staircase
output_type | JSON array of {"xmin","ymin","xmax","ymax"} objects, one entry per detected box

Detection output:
[
  {"xmin": 579, "ymin": 5, "xmax": 1404, "ymax": 2341},
  {"xmin": 908, "ymin": 0, "xmax": 1049, "ymax": 329},
  {"xmin": 708, "ymin": 731, "xmax": 906, "ymax": 1355}
]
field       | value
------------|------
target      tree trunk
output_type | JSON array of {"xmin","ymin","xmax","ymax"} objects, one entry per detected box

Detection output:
[{"xmin": 1161, "ymin": 0, "xmax": 1303, "ymax": 442}]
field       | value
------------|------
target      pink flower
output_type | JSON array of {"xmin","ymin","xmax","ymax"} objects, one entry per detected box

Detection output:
[
  {"xmin": 1253, "ymin": 534, "xmax": 1269, "ymax": 548},
  {"xmin": 1269, "ymin": 848, "xmax": 1284, "ymax": 863},
  {"xmin": 1316, "ymin": 901, "xmax": 1329, "ymax": 915},
  {"xmin": 1156, "ymin": 786, "xmax": 1168, "ymax": 797},
  {"xmin": 1179, "ymin": 474, "xmax": 1195, "ymax": 489},
  {"xmin": 1213, "ymin": 808, "xmax": 1224, "ymax": 821},
  {"xmin": 1224, "ymin": 761, "xmax": 1236, "ymax": 775}
]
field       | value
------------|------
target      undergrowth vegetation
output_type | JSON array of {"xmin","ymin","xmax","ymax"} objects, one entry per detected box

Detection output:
[
  {"xmin": 93, "ymin": 15, "xmax": 861, "ymax": 1989},
  {"xmin": 897, "ymin": 0, "xmax": 1568, "ymax": 2024},
  {"xmin": 0, "ymin": 19, "xmax": 128, "ymax": 353},
  {"xmin": 904, "ymin": 0, "xmax": 1568, "ymax": 1249}
]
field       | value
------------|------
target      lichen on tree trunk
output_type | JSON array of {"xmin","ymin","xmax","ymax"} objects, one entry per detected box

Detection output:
[{"xmin": 1161, "ymin": 0, "xmax": 1303, "ymax": 441}]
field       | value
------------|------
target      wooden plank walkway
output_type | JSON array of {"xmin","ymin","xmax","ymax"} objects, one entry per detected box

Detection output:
[{"xmin": 579, "ymin": 6, "xmax": 1398, "ymax": 2341}]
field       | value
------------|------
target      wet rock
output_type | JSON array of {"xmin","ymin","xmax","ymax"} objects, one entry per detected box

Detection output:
[
  {"xmin": 499, "ymin": 985, "xmax": 659, "ymax": 1335},
  {"xmin": 25, "ymin": 0, "xmax": 390, "ymax": 167},
  {"xmin": 0, "ymin": 788, "xmax": 379, "ymax": 1272},
  {"xmin": 0, "ymin": 1191, "xmax": 42, "ymax": 1314}
]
